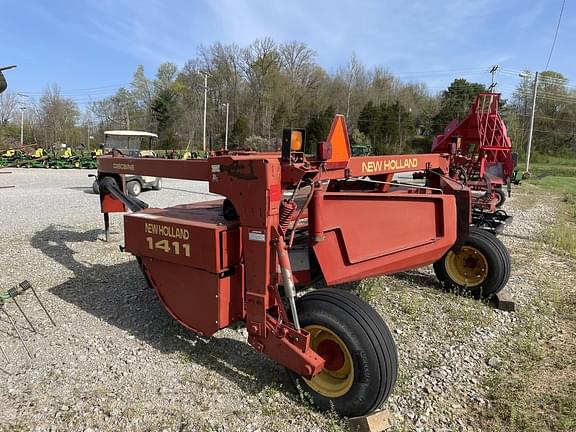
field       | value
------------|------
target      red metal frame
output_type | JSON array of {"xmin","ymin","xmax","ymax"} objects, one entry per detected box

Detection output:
[
  {"xmin": 96, "ymin": 115, "xmax": 471, "ymax": 381},
  {"xmin": 432, "ymin": 93, "xmax": 515, "ymax": 209}
]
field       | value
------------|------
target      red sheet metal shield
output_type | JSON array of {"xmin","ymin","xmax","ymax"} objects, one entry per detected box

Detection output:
[
  {"xmin": 313, "ymin": 192, "xmax": 457, "ymax": 285},
  {"xmin": 140, "ymin": 258, "xmax": 244, "ymax": 336},
  {"xmin": 124, "ymin": 201, "xmax": 244, "ymax": 336}
]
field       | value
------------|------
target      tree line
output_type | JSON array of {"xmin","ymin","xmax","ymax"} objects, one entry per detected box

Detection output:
[{"xmin": 0, "ymin": 38, "xmax": 574, "ymax": 158}]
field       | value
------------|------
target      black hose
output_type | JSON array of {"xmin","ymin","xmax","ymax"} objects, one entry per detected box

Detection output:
[{"xmin": 99, "ymin": 176, "xmax": 149, "ymax": 212}]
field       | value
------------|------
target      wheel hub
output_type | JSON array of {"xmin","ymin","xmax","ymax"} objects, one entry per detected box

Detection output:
[
  {"xmin": 304, "ymin": 325, "xmax": 354, "ymax": 398},
  {"xmin": 316, "ymin": 339, "xmax": 345, "ymax": 371},
  {"xmin": 445, "ymin": 246, "xmax": 489, "ymax": 287}
]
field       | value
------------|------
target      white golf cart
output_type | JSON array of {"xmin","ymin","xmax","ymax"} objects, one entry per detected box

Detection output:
[{"xmin": 92, "ymin": 130, "xmax": 162, "ymax": 196}]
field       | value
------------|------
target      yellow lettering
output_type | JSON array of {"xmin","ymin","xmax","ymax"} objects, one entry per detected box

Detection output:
[
  {"xmin": 361, "ymin": 157, "xmax": 421, "ymax": 174},
  {"xmin": 145, "ymin": 237, "xmax": 191, "ymax": 257},
  {"xmin": 144, "ymin": 223, "xmax": 190, "ymax": 240}
]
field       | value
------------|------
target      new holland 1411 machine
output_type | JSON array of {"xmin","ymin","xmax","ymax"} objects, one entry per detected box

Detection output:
[{"xmin": 95, "ymin": 115, "xmax": 511, "ymax": 417}]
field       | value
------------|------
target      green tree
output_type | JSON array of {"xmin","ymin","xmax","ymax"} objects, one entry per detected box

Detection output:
[
  {"xmin": 151, "ymin": 86, "xmax": 180, "ymax": 148},
  {"xmin": 432, "ymin": 79, "xmax": 486, "ymax": 132},
  {"xmin": 230, "ymin": 115, "xmax": 249, "ymax": 148},
  {"xmin": 37, "ymin": 84, "xmax": 80, "ymax": 146},
  {"xmin": 305, "ymin": 105, "xmax": 335, "ymax": 153},
  {"xmin": 358, "ymin": 101, "xmax": 379, "ymax": 147},
  {"xmin": 511, "ymin": 70, "xmax": 576, "ymax": 156}
]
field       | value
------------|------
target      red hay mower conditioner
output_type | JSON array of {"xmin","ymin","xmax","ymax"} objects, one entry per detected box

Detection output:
[
  {"xmin": 432, "ymin": 93, "xmax": 516, "ymax": 232},
  {"xmin": 94, "ymin": 115, "xmax": 511, "ymax": 417}
]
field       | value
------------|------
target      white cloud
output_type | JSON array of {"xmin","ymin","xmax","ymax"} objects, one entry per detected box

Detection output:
[{"xmin": 65, "ymin": 0, "xmax": 572, "ymax": 91}]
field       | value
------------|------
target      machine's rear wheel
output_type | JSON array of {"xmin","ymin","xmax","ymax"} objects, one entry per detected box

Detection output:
[
  {"xmin": 290, "ymin": 289, "xmax": 397, "ymax": 417},
  {"xmin": 494, "ymin": 187, "xmax": 506, "ymax": 208},
  {"xmin": 433, "ymin": 227, "xmax": 511, "ymax": 299}
]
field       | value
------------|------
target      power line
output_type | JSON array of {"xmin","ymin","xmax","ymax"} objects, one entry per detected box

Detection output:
[
  {"xmin": 499, "ymin": 68, "xmax": 573, "ymax": 86},
  {"xmin": 517, "ymin": 113, "xmax": 576, "ymax": 124},
  {"xmin": 545, "ymin": 0, "xmax": 566, "ymax": 70},
  {"xmin": 500, "ymin": 70, "xmax": 571, "ymax": 85},
  {"xmin": 17, "ymin": 83, "xmax": 131, "ymax": 96},
  {"xmin": 393, "ymin": 68, "xmax": 487, "ymax": 78},
  {"xmin": 499, "ymin": 72, "xmax": 576, "ymax": 95},
  {"xmin": 532, "ymin": 128, "xmax": 574, "ymax": 138}
]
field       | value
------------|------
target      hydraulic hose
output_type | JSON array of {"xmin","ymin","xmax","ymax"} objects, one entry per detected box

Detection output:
[{"xmin": 99, "ymin": 176, "xmax": 149, "ymax": 212}]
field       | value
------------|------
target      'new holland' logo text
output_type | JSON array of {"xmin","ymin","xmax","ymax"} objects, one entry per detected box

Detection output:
[{"xmin": 361, "ymin": 158, "xmax": 418, "ymax": 174}]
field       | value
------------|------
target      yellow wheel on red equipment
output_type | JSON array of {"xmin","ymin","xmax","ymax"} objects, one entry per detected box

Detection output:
[
  {"xmin": 304, "ymin": 325, "xmax": 354, "ymax": 398},
  {"xmin": 290, "ymin": 289, "xmax": 397, "ymax": 417},
  {"xmin": 444, "ymin": 246, "xmax": 489, "ymax": 287},
  {"xmin": 434, "ymin": 227, "xmax": 511, "ymax": 299}
]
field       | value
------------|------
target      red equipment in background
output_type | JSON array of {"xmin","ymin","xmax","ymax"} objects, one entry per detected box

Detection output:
[
  {"xmin": 432, "ymin": 93, "xmax": 516, "ymax": 210},
  {"xmin": 95, "ymin": 115, "xmax": 511, "ymax": 417}
]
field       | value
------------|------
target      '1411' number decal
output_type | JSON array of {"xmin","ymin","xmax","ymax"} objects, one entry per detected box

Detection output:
[{"xmin": 146, "ymin": 237, "xmax": 191, "ymax": 257}]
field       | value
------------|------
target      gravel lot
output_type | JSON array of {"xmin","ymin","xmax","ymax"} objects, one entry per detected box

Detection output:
[{"xmin": 0, "ymin": 169, "xmax": 562, "ymax": 431}]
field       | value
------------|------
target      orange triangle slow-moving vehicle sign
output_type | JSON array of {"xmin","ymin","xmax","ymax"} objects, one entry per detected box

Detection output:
[{"xmin": 326, "ymin": 115, "xmax": 351, "ymax": 167}]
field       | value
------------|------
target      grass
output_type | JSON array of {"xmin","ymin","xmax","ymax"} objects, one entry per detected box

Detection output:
[
  {"xmin": 482, "ymin": 276, "xmax": 576, "ymax": 432},
  {"xmin": 523, "ymin": 153, "xmax": 576, "ymax": 179},
  {"xmin": 480, "ymin": 174, "xmax": 576, "ymax": 432},
  {"xmin": 531, "ymin": 175, "xmax": 576, "ymax": 257}
]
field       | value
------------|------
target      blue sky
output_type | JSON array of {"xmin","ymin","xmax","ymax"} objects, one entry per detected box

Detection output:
[{"xmin": 2, "ymin": 0, "xmax": 573, "ymax": 108}]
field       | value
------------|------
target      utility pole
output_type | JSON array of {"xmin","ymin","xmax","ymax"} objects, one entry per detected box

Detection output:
[
  {"xmin": 20, "ymin": 107, "xmax": 26, "ymax": 145},
  {"xmin": 525, "ymin": 71, "xmax": 539, "ymax": 174},
  {"xmin": 488, "ymin": 65, "xmax": 498, "ymax": 91},
  {"xmin": 397, "ymin": 101, "xmax": 402, "ymax": 151},
  {"xmin": 124, "ymin": 107, "xmax": 130, "ymax": 130},
  {"xmin": 199, "ymin": 72, "xmax": 209, "ymax": 152},
  {"xmin": 86, "ymin": 121, "xmax": 94, "ymax": 151},
  {"xmin": 17, "ymin": 93, "xmax": 29, "ymax": 146},
  {"xmin": 223, "ymin": 103, "xmax": 229, "ymax": 150}
]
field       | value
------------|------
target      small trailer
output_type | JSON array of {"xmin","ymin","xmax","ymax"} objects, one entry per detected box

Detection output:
[{"xmin": 94, "ymin": 115, "xmax": 511, "ymax": 417}]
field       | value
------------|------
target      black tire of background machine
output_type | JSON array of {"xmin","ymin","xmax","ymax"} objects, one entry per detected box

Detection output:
[
  {"xmin": 494, "ymin": 187, "xmax": 506, "ymax": 208},
  {"xmin": 433, "ymin": 226, "xmax": 511, "ymax": 299}
]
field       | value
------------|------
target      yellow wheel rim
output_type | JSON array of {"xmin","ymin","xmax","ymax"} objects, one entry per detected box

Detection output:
[
  {"xmin": 445, "ymin": 246, "xmax": 489, "ymax": 287},
  {"xmin": 304, "ymin": 325, "xmax": 354, "ymax": 398}
]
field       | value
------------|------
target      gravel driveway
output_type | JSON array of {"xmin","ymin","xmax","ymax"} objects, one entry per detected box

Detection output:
[{"xmin": 0, "ymin": 169, "xmax": 559, "ymax": 431}]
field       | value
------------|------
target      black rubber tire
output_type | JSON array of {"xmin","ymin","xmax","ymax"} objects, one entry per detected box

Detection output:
[
  {"xmin": 152, "ymin": 178, "xmax": 162, "ymax": 190},
  {"xmin": 290, "ymin": 289, "xmax": 398, "ymax": 417},
  {"xmin": 433, "ymin": 227, "xmax": 511, "ymax": 299},
  {"xmin": 92, "ymin": 180, "xmax": 100, "ymax": 194},
  {"xmin": 127, "ymin": 180, "xmax": 142, "ymax": 196},
  {"xmin": 494, "ymin": 187, "xmax": 506, "ymax": 208}
]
